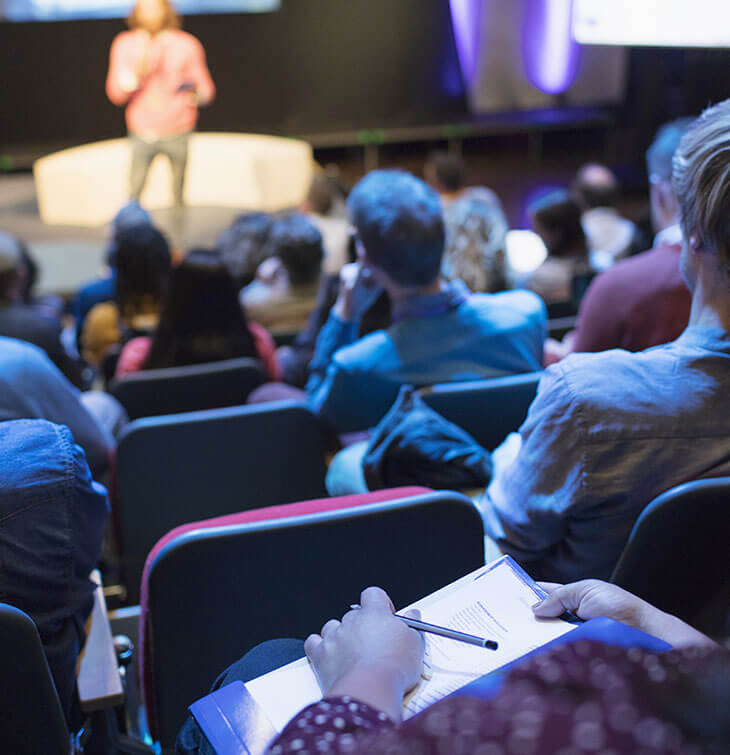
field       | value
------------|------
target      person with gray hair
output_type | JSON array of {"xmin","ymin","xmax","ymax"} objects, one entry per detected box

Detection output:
[
  {"xmin": 545, "ymin": 117, "xmax": 695, "ymax": 363},
  {"xmin": 442, "ymin": 189, "xmax": 509, "ymax": 294},
  {"xmin": 480, "ymin": 101, "xmax": 730, "ymax": 583}
]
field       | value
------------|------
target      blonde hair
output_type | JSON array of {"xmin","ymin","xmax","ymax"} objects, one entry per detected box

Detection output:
[
  {"xmin": 673, "ymin": 99, "xmax": 730, "ymax": 271},
  {"xmin": 128, "ymin": 0, "xmax": 180, "ymax": 31}
]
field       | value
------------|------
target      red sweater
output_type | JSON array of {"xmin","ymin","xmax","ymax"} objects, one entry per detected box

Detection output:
[{"xmin": 106, "ymin": 29, "xmax": 215, "ymax": 137}]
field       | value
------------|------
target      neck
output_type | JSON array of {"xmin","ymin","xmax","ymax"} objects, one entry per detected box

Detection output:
[
  {"xmin": 687, "ymin": 263, "xmax": 730, "ymax": 331},
  {"xmin": 386, "ymin": 278, "xmax": 444, "ymax": 307}
]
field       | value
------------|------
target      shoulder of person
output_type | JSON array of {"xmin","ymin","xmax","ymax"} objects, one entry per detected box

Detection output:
[
  {"xmin": 175, "ymin": 30, "xmax": 205, "ymax": 49},
  {"xmin": 470, "ymin": 289, "xmax": 547, "ymax": 320},
  {"xmin": 331, "ymin": 329, "xmax": 393, "ymax": 373}
]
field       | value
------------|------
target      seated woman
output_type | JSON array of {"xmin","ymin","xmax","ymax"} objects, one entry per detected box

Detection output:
[
  {"xmin": 81, "ymin": 223, "xmax": 171, "ymax": 367},
  {"xmin": 525, "ymin": 190, "xmax": 593, "ymax": 314},
  {"xmin": 116, "ymin": 250, "xmax": 280, "ymax": 380},
  {"xmin": 442, "ymin": 189, "xmax": 510, "ymax": 294},
  {"xmin": 178, "ymin": 581, "xmax": 729, "ymax": 754}
]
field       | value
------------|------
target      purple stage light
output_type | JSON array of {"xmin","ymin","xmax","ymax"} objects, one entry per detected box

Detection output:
[
  {"xmin": 522, "ymin": 0, "xmax": 581, "ymax": 94},
  {"xmin": 449, "ymin": 0, "xmax": 481, "ymax": 86}
]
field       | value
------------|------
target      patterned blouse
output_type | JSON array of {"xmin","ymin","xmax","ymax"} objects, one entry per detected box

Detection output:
[{"xmin": 268, "ymin": 641, "xmax": 730, "ymax": 754}]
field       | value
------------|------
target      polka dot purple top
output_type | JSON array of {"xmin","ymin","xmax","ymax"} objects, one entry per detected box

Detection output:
[{"xmin": 268, "ymin": 641, "xmax": 730, "ymax": 754}]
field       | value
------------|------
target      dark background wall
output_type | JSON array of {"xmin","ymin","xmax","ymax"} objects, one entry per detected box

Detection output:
[{"xmin": 0, "ymin": 0, "xmax": 468, "ymax": 149}]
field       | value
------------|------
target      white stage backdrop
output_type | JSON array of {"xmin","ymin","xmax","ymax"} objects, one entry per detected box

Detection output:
[{"xmin": 1, "ymin": 0, "xmax": 279, "ymax": 21}]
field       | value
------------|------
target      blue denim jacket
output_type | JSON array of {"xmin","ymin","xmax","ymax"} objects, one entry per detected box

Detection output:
[
  {"xmin": 482, "ymin": 326, "xmax": 730, "ymax": 583},
  {"xmin": 0, "ymin": 419, "xmax": 109, "ymax": 722},
  {"xmin": 306, "ymin": 281, "xmax": 546, "ymax": 433}
]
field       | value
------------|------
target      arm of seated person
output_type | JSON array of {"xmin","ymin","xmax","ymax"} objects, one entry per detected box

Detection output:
[
  {"xmin": 480, "ymin": 365, "xmax": 581, "ymax": 569},
  {"xmin": 533, "ymin": 580, "xmax": 717, "ymax": 648}
]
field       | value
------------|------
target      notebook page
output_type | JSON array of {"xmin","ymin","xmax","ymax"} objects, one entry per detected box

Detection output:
[{"xmin": 245, "ymin": 556, "xmax": 575, "ymax": 731}]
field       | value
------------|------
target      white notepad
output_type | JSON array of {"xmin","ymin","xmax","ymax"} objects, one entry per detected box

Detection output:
[{"xmin": 245, "ymin": 555, "xmax": 576, "ymax": 733}]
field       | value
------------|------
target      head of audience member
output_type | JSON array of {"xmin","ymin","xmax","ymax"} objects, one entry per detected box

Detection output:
[
  {"xmin": 572, "ymin": 163, "xmax": 621, "ymax": 211},
  {"xmin": 128, "ymin": 0, "xmax": 180, "ymax": 33},
  {"xmin": 107, "ymin": 201, "xmax": 153, "ymax": 268},
  {"xmin": 529, "ymin": 190, "xmax": 588, "ymax": 259},
  {"xmin": 302, "ymin": 175, "xmax": 338, "ymax": 217},
  {"xmin": 143, "ymin": 249, "xmax": 257, "ymax": 370},
  {"xmin": 348, "ymin": 170, "xmax": 445, "ymax": 296},
  {"xmin": 424, "ymin": 151, "xmax": 466, "ymax": 199},
  {"xmin": 216, "ymin": 211, "xmax": 274, "ymax": 289},
  {"xmin": 443, "ymin": 193, "xmax": 509, "ymax": 293},
  {"xmin": 256, "ymin": 213, "xmax": 323, "ymax": 290},
  {"xmin": 673, "ymin": 100, "xmax": 730, "ymax": 307},
  {"xmin": 647, "ymin": 117, "xmax": 695, "ymax": 236},
  {"xmin": 0, "ymin": 231, "xmax": 24, "ymax": 303},
  {"xmin": 113, "ymin": 224, "xmax": 171, "ymax": 321}
]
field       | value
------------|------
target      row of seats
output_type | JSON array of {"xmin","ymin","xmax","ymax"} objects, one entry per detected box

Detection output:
[{"xmin": 5, "ymin": 479, "xmax": 729, "ymax": 752}]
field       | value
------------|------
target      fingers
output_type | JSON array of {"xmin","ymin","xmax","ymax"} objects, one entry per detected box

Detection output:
[
  {"xmin": 532, "ymin": 581, "xmax": 591, "ymax": 618},
  {"xmin": 361, "ymin": 586, "xmax": 395, "ymax": 612},
  {"xmin": 536, "ymin": 582, "xmax": 563, "ymax": 594},
  {"xmin": 401, "ymin": 608, "xmax": 422, "ymax": 621},
  {"xmin": 321, "ymin": 619, "xmax": 341, "ymax": 638},
  {"xmin": 304, "ymin": 633, "xmax": 322, "ymax": 658}
]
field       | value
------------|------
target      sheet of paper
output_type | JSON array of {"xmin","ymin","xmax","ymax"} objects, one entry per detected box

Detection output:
[{"xmin": 245, "ymin": 555, "xmax": 576, "ymax": 732}]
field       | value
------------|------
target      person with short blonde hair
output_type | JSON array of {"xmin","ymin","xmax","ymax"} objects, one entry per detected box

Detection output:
[{"xmin": 479, "ymin": 99, "xmax": 730, "ymax": 584}]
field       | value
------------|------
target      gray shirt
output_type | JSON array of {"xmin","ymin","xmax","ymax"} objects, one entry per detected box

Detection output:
[{"xmin": 481, "ymin": 326, "xmax": 730, "ymax": 582}]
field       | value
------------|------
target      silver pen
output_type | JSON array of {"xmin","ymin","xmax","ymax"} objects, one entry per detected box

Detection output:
[{"xmin": 349, "ymin": 605, "xmax": 498, "ymax": 650}]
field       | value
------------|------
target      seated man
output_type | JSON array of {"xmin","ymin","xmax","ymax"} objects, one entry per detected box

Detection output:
[
  {"xmin": 0, "ymin": 336, "xmax": 120, "ymax": 477},
  {"xmin": 481, "ymin": 100, "xmax": 730, "ymax": 583},
  {"xmin": 239, "ymin": 213, "xmax": 324, "ymax": 334},
  {"xmin": 307, "ymin": 170, "xmax": 546, "ymax": 436},
  {"xmin": 0, "ymin": 419, "xmax": 109, "ymax": 725},
  {"xmin": 572, "ymin": 162, "xmax": 638, "ymax": 266},
  {"xmin": 546, "ymin": 119, "xmax": 693, "ymax": 362},
  {"xmin": 0, "ymin": 231, "xmax": 85, "ymax": 387}
]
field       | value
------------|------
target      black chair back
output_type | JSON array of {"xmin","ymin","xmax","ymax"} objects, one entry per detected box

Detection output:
[
  {"xmin": 0, "ymin": 604, "xmax": 69, "ymax": 755},
  {"xmin": 145, "ymin": 490, "xmax": 484, "ymax": 749},
  {"xmin": 419, "ymin": 372, "xmax": 542, "ymax": 450},
  {"xmin": 116, "ymin": 401, "xmax": 328, "ymax": 603},
  {"xmin": 611, "ymin": 477, "xmax": 730, "ymax": 636},
  {"xmin": 110, "ymin": 357, "xmax": 265, "ymax": 420}
]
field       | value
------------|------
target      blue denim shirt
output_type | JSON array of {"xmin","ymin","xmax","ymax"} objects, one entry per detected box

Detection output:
[
  {"xmin": 482, "ymin": 326, "xmax": 730, "ymax": 583},
  {"xmin": 306, "ymin": 281, "xmax": 546, "ymax": 433},
  {"xmin": 0, "ymin": 419, "xmax": 109, "ymax": 721}
]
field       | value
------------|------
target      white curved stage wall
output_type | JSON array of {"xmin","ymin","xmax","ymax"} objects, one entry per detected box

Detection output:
[{"xmin": 33, "ymin": 132, "xmax": 314, "ymax": 227}]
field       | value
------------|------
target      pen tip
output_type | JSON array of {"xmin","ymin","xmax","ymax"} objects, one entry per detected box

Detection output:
[{"xmin": 484, "ymin": 640, "xmax": 498, "ymax": 650}]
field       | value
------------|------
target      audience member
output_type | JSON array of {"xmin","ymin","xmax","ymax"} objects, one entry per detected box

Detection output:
[
  {"xmin": 116, "ymin": 249, "xmax": 280, "ymax": 379},
  {"xmin": 442, "ymin": 191, "xmax": 509, "ymax": 293},
  {"xmin": 547, "ymin": 120, "xmax": 694, "ymax": 363},
  {"xmin": 0, "ymin": 231, "xmax": 85, "ymax": 387},
  {"xmin": 240, "ymin": 213, "xmax": 324, "ymax": 333},
  {"xmin": 480, "ymin": 100, "xmax": 730, "ymax": 583},
  {"xmin": 216, "ymin": 211, "xmax": 274, "ymax": 290},
  {"xmin": 177, "ymin": 582, "xmax": 728, "ymax": 754},
  {"xmin": 307, "ymin": 170, "xmax": 546, "ymax": 440},
  {"xmin": 81, "ymin": 223, "xmax": 171, "ymax": 366},
  {"xmin": 573, "ymin": 162, "xmax": 638, "ymax": 266},
  {"xmin": 301, "ymin": 175, "xmax": 351, "ymax": 275},
  {"xmin": 0, "ymin": 337, "xmax": 122, "ymax": 476},
  {"xmin": 525, "ymin": 190, "xmax": 592, "ymax": 310},
  {"xmin": 70, "ymin": 201, "xmax": 153, "ymax": 344},
  {"xmin": 0, "ymin": 419, "xmax": 109, "ymax": 725},
  {"xmin": 424, "ymin": 150, "xmax": 466, "ymax": 202}
]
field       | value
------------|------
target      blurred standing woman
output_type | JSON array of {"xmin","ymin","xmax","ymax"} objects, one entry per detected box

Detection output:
[{"xmin": 106, "ymin": 0, "xmax": 215, "ymax": 208}]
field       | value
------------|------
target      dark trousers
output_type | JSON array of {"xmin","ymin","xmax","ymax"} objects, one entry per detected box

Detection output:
[
  {"xmin": 175, "ymin": 639, "xmax": 305, "ymax": 754},
  {"xmin": 129, "ymin": 130, "xmax": 191, "ymax": 207}
]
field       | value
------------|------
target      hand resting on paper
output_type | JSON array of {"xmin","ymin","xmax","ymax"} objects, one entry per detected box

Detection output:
[
  {"xmin": 533, "ymin": 579, "xmax": 716, "ymax": 648},
  {"xmin": 304, "ymin": 586, "xmax": 424, "ymax": 722}
]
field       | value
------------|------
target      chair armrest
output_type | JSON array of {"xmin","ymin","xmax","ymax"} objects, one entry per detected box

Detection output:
[{"xmin": 77, "ymin": 570, "xmax": 125, "ymax": 713}]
